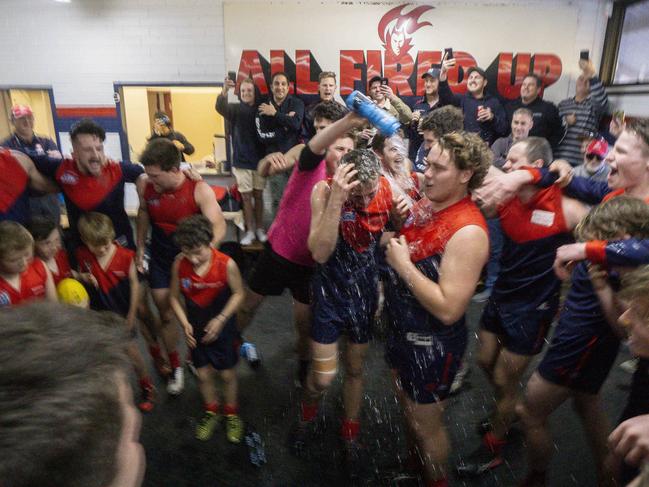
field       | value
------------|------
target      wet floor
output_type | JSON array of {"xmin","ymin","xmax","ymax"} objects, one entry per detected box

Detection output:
[{"xmin": 138, "ymin": 294, "xmax": 631, "ymax": 487}]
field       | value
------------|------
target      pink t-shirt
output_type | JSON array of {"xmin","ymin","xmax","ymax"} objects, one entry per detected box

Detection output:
[{"xmin": 267, "ymin": 160, "xmax": 327, "ymax": 267}]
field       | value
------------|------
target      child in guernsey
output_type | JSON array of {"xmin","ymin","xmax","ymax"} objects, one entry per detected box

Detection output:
[
  {"xmin": 169, "ymin": 215, "xmax": 246, "ymax": 443},
  {"xmin": 76, "ymin": 212, "xmax": 156, "ymax": 413},
  {"xmin": 0, "ymin": 220, "xmax": 57, "ymax": 308},
  {"xmin": 27, "ymin": 216, "xmax": 73, "ymax": 286}
]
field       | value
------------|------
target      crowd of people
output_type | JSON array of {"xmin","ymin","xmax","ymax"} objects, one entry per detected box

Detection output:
[{"xmin": 2, "ymin": 53, "xmax": 649, "ymax": 487}]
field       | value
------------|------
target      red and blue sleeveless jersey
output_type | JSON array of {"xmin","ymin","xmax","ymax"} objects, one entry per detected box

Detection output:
[
  {"xmin": 385, "ymin": 196, "xmax": 487, "ymax": 336},
  {"xmin": 0, "ymin": 259, "xmax": 48, "ymax": 308},
  {"xmin": 144, "ymin": 178, "xmax": 200, "ymax": 265},
  {"xmin": 42, "ymin": 248, "xmax": 72, "ymax": 286},
  {"xmin": 493, "ymin": 185, "xmax": 573, "ymax": 304},
  {"xmin": 317, "ymin": 176, "xmax": 392, "ymax": 284},
  {"xmin": 76, "ymin": 244, "xmax": 134, "ymax": 316},
  {"xmin": 48, "ymin": 158, "xmax": 143, "ymax": 249},
  {"xmin": 178, "ymin": 249, "xmax": 232, "ymax": 328},
  {"xmin": 0, "ymin": 149, "xmax": 30, "ymax": 225}
]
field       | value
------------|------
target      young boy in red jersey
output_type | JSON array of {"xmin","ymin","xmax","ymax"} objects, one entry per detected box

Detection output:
[
  {"xmin": 27, "ymin": 217, "xmax": 73, "ymax": 286},
  {"xmin": 0, "ymin": 220, "xmax": 56, "ymax": 307},
  {"xmin": 169, "ymin": 215, "xmax": 245, "ymax": 443},
  {"xmin": 76, "ymin": 212, "xmax": 155, "ymax": 412}
]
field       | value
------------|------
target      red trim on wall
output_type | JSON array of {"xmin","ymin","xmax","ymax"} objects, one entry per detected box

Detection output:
[{"xmin": 56, "ymin": 106, "xmax": 117, "ymax": 118}]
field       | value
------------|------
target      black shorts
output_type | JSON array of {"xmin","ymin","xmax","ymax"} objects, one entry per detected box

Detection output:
[
  {"xmin": 247, "ymin": 243, "xmax": 313, "ymax": 305},
  {"xmin": 191, "ymin": 319, "xmax": 240, "ymax": 371}
]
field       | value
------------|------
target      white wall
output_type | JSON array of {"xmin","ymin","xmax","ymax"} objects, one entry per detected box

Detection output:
[
  {"xmin": 0, "ymin": 0, "xmax": 630, "ymax": 112},
  {"xmin": 0, "ymin": 0, "xmax": 226, "ymax": 106}
]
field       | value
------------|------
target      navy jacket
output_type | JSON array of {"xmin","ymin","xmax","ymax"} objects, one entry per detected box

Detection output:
[
  {"xmin": 438, "ymin": 80, "xmax": 507, "ymax": 145},
  {"xmin": 255, "ymin": 95, "xmax": 304, "ymax": 154},
  {"xmin": 216, "ymin": 94, "xmax": 265, "ymax": 170}
]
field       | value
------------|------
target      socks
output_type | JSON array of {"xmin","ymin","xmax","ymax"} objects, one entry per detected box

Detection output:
[
  {"xmin": 223, "ymin": 404, "xmax": 238, "ymax": 416},
  {"xmin": 300, "ymin": 401, "xmax": 318, "ymax": 422},
  {"xmin": 483, "ymin": 431, "xmax": 507, "ymax": 454},
  {"xmin": 168, "ymin": 351, "xmax": 180, "ymax": 370},
  {"xmin": 139, "ymin": 376, "xmax": 153, "ymax": 390},
  {"xmin": 148, "ymin": 344, "xmax": 162, "ymax": 360},
  {"xmin": 205, "ymin": 402, "xmax": 219, "ymax": 414},
  {"xmin": 341, "ymin": 418, "xmax": 360, "ymax": 441}
]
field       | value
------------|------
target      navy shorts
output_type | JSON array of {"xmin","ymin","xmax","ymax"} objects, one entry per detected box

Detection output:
[
  {"xmin": 148, "ymin": 257, "xmax": 173, "ymax": 290},
  {"xmin": 386, "ymin": 328, "xmax": 467, "ymax": 404},
  {"xmin": 191, "ymin": 319, "xmax": 240, "ymax": 371},
  {"xmin": 310, "ymin": 273, "xmax": 377, "ymax": 345},
  {"xmin": 537, "ymin": 328, "xmax": 620, "ymax": 394},
  {"xmin": 480, "ymin": 296, "xmax": 558, "ymax": 356},
  {"xmin": 247, "ymin": 243, "xmax": 313, "ymax": 305}
]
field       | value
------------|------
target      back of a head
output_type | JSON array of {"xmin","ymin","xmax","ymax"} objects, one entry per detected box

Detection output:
[
  {"xmin": 70, "ymin": 118, "xmax": 106, "ymax": 143},
  {"xmin": 515, "ymin": 136, "xmax": 553, "ymax": 167},
  {"xmin": 140, "ymin": 137, "xmax": 181, "ymax": 171},
  {"xmin": 575, "ymin": 196, "xmax": 649, "ymax": 242},
  {"xmin": 0, "ymin": 303, "xmax": 128, "ymax": 487},
  {"xmin": 340, "ymin": 149, "xmax": 380, "ymax": 184},
  {"xmin": 312, "ymin": 101, "xmax": 348, "ymax": 124},
  {"xmin": 420, "ymin": 106, "xmax": 464, "ymax": 138}
]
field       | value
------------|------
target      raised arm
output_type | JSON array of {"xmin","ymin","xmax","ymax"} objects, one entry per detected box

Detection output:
[
  {"xmin": 307, "ymin": 164, "xmax": 359, "ymax": 263},
  {"xmin": 385, "ymin": 225, "xmax": 489, "ymax": 325}
]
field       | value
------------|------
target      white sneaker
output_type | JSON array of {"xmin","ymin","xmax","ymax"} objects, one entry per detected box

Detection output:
[
  {"xmin": 255, "ymin": 228, "xmax": 268, "ymax": 243},
  {"xmin": 166, "ymin": 367, "xmax": 185, "ymax": 395},
  {"xmin": 240, "ymin": 230, "xmax": 255, "ymax": 246},
  {"xmin": 620, "ymin": 358, "xmax": 639, "ymax": 374},
  {"xmin": 450, "ymin": 362, "xmax": 470, "ymax": 395}
]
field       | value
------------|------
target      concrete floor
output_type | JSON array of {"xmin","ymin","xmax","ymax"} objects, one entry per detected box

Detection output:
[{"xmin": 137, "ymin": 290, "xmax": 632, "ymax": 487}]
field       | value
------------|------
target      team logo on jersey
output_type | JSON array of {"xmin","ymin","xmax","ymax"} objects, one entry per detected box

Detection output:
[
  {"xmin": 181, "ymin": 278, "xmax": 192, "ymax": 290},
  {"xmin": 60, "ymin": 171, "xmax": 79, "ymax": 185},
  {"xmin": 0, "ymin": 291, "xmax": 11, "ymax": 307},
  {"xmin": 30, "ymin": 285, "xmax": 44, "ymax": 295},
  {"xmin": 148, "ymin": 198, "xmax": 160, "ymax": 207},
  {"xmin": 341, "ymin": 211, "xmax": 356, "ymax": 222}
]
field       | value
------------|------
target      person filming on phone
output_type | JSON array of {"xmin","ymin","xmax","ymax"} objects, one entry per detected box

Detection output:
[
  {"xmin": 438, "ymin": 54, "xmax": 507, "ymax": 145},
  {"xmin": 556, "ymin": 54, "xmax": 609, "ymax": 166}
]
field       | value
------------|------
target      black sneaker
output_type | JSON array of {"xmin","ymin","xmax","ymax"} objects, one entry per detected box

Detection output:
[
  {"xmin": 455, "ymin": 444, "xmax": 504, "ymax": 477},
  {"xmin": 295, "ymin": 359, "xmax": 309, "ymax": 388}
]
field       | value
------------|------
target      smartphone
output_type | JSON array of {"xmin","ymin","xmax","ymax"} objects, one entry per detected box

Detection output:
[
  {"xmin": 381, "ymin": 78, "xmax": 389, "ymax": 86},
  {"xmin": 227, "ymin": 71, "xmax": 237, "ymax": 82},
  {"xmin": 580, "ymin": 50, "xmax": 589, "ymax": 61},
  {"xmin": 444, "ymin": 47, "xmax": 454, "ymax": 60}
]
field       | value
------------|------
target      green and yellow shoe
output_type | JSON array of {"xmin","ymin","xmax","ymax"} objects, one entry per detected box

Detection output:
[
  {"xmin": 225, "ymin": 414, "xmax": 244, "ymax": 444},
  {"xmin": 195, "ymin": 411, "xmax": 221, "ymax": 441}
]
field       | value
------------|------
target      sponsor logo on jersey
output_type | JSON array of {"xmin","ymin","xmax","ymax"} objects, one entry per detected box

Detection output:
[
  {"xmin": 341, "ymin": 211, "xmax": 356, "ymax": 222},
  {"xmin": 60, "ymin": 171, "xmax": 79, "ymax": 185},
  {"xmin": 0, "ymin": 291, "xmax": 11, "ymax": 307}
]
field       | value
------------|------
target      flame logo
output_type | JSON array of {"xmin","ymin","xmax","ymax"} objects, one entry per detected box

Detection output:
[{"xmin": 378, "ymin": 4, "xmax": 434, "ymax": 57}]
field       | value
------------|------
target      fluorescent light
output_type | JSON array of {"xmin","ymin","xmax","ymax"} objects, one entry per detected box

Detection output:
[{"xmin": 54, "ymin": 0, "xmax": 72, "ymax": 3}]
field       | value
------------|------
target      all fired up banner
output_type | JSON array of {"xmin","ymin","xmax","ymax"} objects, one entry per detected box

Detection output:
[{"xmin": 224, "ymin": 1, "xmax": 579, "ymax": 102}]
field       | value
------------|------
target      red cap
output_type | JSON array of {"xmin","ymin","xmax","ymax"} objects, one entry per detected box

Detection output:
[
  {"xmin": 11, "ymin": 105, "xmax": 33, "ymax": 119},
  {"xmin": 586, "ymin": 138, "xmax": 608, "ymax": 158}
]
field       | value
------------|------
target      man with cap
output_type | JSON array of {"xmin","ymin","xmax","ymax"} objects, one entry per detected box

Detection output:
[
  {"xmin": 407, "ymin": 66, "xmax": 443, "ymax": 161},
  {"xmin": 1, "ymin": 105, "xmax": 62, "ymax": 222},
  {"xmin": 148, "ymin": 111, "xmax": 194, "ymax": 162},
  {"xmin": 505, "ymin": 74, "xmax": 564, "ymax": 150},
  {"xmin": 438, "ymin": 59, "xmax": 507, "ymax": 145},
  {"xmin": 573, "ymin": 137, "xmax": 609, "ymax": 181}
]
